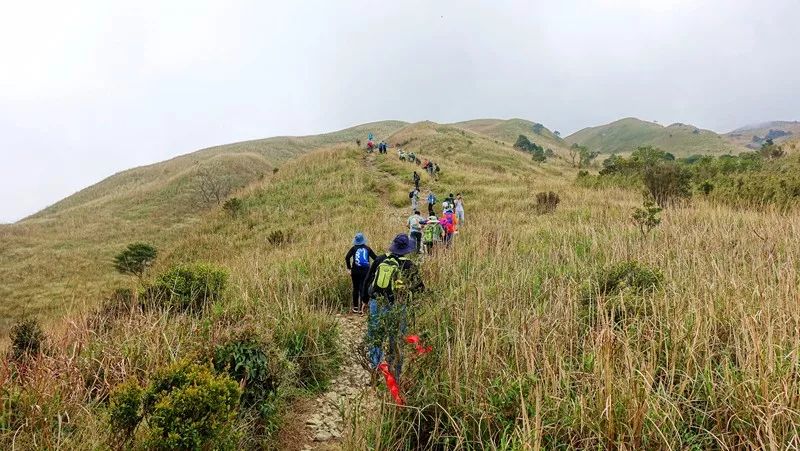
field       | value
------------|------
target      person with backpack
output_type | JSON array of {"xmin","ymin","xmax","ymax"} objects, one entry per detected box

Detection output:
[
  {"xmin": 426, "ymin": 190, "xmax": 437, "ymax": 217},
  {"xmin": 422, "ymin": 215, "xmax": 444, "ymax": 254},
  {"xmin": 412, "ymin": 171, "xmax": 420, "ymax": 190},
  {"xmin": 344, "ymin": 232, "xmax": 377, "ymax": 314},
  {"xmin": 407, "ymin": 210, "xmax": 424, "ymax": 253},
  {"xmin": 440, "ymin": 203, "xmax": 456, "ymax": 247},
  {"xmin": 364, "ymin": 234, "xmax": 424, "ymax": 379}
]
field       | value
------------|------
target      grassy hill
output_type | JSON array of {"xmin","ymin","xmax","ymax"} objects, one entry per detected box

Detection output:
[
  {"xmin": 566, "ymin": 117, "xmax": 747, "ymax": 155},
  {"xmin": 0, "ymin": 120, "xmax": 406, "ymax": 332},
  {"xmin": 724, "ymin": 120, "xmax": 800, "ymax": 149},
  {"xmin": 451, "ymin": 118, "xmax": 567, "ymax": 150},
  {"xmin": 2, "ymin": 119, "xmax": 799, "ymax": 449}
]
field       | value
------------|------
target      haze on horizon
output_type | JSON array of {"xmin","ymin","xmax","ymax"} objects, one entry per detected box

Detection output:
[{"xmin": 1, "ymin": 0, "xmax": 798, "ymax": 223}]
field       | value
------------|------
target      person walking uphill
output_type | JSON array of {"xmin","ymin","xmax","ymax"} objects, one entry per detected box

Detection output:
[
  {"xmin": 408, "ymin": 210, "xmax": 424, "ymax": 253},
  {"xmin": 345, "ymin": 233, "xmax": 377, "ymax": 314},
  {"xmin": 455, "ymin": 193, "xmax": 465, "ymax": 227},
  {"xmin": 426, "ymin": 190, "xmax": 437, "ymax": 217},
  {"xmin": 364, "ymin": 234, "xmax": 424, "ymax": 380},
  {"xmin": 412, "ymin": 171, "xmax": 420, "ymax": 190}
]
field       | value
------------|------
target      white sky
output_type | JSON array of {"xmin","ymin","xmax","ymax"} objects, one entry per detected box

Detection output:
[{"xmin": 1, "ymin": 0, "xmax": 798, "ymax": 222}]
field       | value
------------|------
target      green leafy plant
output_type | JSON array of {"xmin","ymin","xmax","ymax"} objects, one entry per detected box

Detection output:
[
  {"xmin": 631, "ymin": 195, "xmax": 662, "ymax": 237},
  {"xmin": 113, "ymin": 242, "xmax": 158, "ymax": 280},
  {"xmin": 146, "ymin": 263, "xmax": 228, "ymax": 312},
  {"xmin": 580, "ymin": 261, "xmax": 664, "ymax": 325},
  {"xmin": 141, "ymin": 361, "xmax": 241, "ymax": 450},
  {"xmin": 108, "ymin": 380, "xmax": 143, "ymax": 442},
  {"xmin": 9, "ymin": 318, "xmax": 45, "ymax": 360}
]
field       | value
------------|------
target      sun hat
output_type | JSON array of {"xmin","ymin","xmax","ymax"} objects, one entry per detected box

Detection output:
[
  {"xmin": 353, "ymin": 232, "xmax": 366, "ymax": 246},
  {"xmin": 428, "ymin": 215, "xmax": 438, "ymax": 222},
  {"xmin": 388, "ymin": 233, "xmax": 416, "ymax": 256}
]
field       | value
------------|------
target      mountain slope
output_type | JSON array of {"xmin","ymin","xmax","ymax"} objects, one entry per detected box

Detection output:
[
  {"xmin": 566, "ymin": 117, "xmax": 747, "ymax": 155},
  {"xmin": 451, "ymin": 118, "xmax": 567, "ymax": 150},
  {"xmin": 724, "ymin": 120, "xmax": 800, "ymax": 149},
  {"xmin": 0, "ymin": 120, "xmax": 406, "ymax": 332}
]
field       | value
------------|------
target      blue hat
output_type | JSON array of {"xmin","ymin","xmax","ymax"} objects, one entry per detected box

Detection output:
[
  {"xmin": 353, "ymin": 232, "xmax": 366, "ymax": 246},
  {"xmin": 388, "ymin": 233, "xmax": 416, "ymax": 255}
]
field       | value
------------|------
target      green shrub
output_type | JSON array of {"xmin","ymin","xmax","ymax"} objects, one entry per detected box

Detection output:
[
  {"xmin": 9, "ymin": 318, "xmax": 45, "ymax": 360},
  {"xmin": 631, "ymin": 196, "xmax": 662, "ymax": 237},
  {"xmin": 146, "ymin": 263, "xmax": 228, "ymax": 312},
  {"xmin": 643, "ymin": 162, "xmax": 692, "ymax": 207},
  {"xmin": 113, "ymin": 242, "xmax": 157, "ymax": 280},
  {"xmin": 108, "ymin": 380, "xmax": 143, "ymax": 441},
  {"xmin": 267, "ymin": 229, "xmax": 291, "ymax": 246},
  {"xmin": 142, "ymin": 361, "xmax": 241, "ymax": 450}
]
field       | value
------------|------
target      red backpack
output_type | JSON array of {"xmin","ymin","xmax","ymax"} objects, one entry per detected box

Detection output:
[{"xmin": 441, "ymin": 212, "xmax": 455, "ymax": 233}]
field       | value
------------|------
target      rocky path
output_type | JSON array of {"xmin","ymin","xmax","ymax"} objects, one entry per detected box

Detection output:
[{"xmin": 300, "ymin": 313, "xmax": 375, "ymax": 450}]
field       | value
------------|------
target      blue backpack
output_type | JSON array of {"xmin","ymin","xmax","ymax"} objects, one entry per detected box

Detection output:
[{"xmin": 354, "ymin": 247, "xmax": 370, "ymax": 268}]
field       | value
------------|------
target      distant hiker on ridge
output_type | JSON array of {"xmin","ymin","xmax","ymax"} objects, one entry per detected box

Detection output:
[
  {"xmin": 413, "ymin": 171, "xmax": 420, "ymax": 190},
  {"xmin": 345, "ymin": 233, "xmax": 377, "ymax": 314}
]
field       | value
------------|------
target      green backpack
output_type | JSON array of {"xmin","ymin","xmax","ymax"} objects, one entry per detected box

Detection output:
[
  {"xmin": 423, "ymin": 223, "xmax": 441, "ymax": 243},
  {"xmin": 373, "ymin": 256, "xmax": 406, "ymax": 292}
]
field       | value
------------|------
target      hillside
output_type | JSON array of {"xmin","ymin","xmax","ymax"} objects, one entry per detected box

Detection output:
[
  {"xmin": 724, "ymin": 120, "xmax": 800, "ymax": 149},
  {"xmin": 0, "ymin": 120, "xmax": 406, "ymax": 332},
  {"xmin": 566, "ymin": 117, "xmax": 747, "ymax": 155},
  {"xmin": 2, "ymin": 120, "xmax": 799, "ymax": 449},
  {"xmin": 451, "ymin": 118, "xmax": 567, "ymax": 150}
]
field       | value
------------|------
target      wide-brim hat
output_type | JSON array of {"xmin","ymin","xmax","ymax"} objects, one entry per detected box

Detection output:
[
  {"xmin": 428, "ymin": 216, "xmax": 438, "ymax": 222},
  {"xmin": 353, "ymin": 233, "xmax": 366, "ymax": 246},
  {"xmin": 388, "ymin": 233, "xmax": 416, "ymax": 255}
]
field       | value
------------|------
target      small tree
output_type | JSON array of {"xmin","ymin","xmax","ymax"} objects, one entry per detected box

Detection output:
[
  {"xmin": 579, "ymin": 147, "xmax": 599, "ymax": 168},
  {"xmin": 535, "ymin": 191, "xmax": 560, "ymax": 214},
  {"xmin": 531, "ymin": 147, "xmax": 546, "ymax": 162},
  {"xmin": 10, "ymin": 318, "xmax": 46, "ymax": 360},
  {"xmin": 643, "ymin": 162, "xmax": 692, "ymax": 207},
  {"xmin": 195, "ymin": 167, "xmax": 232, "ymax": 206},
  {"xmin": 569, "ymin": 143, "xmax": 585, "ymax": 167},
  {"xmin": 514, "ymin": 134, "xmax": 533, "ymax": 150},
  {"xmin": 222, "ymin": 197, "xmax": 243, "ymax": 217},
  {"xmin": 759, "ymin": 138, "xmax": 784, "ymax": 159},
  {"xmin": 554, "ymin": 130, "xmax": 561, "ymax": 137},
  {"xmin": 114, "ymin": 243, "xmax": 157, "ymax": 280},
  {"xmin": 631, "ymin": 195, "xmax": 662, "ymax": 237}
]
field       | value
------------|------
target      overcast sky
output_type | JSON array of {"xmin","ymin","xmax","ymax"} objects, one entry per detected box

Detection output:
[{"xmin": 1, "ymin": 0, "xmax": 798, "ymax": 222}]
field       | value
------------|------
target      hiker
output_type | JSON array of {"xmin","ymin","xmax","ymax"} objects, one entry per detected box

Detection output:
[
  {"xmin": 455, "ymin": 193, "xmax": 465, "ymax": 227},
  {"xmin": 345, "ymin": 233, "xmax": 377, "ymax": 314},
  {"xmin": 412, "ymin": 171, "xmax": 420, "ymax": 190},
  {"xmin": 426, "ymin": 190, "xmax": 437, "ymax": 217},
  {"xmin": 422, "ymin": 215, "xmax": 444, "ymax": 254},
  {"xmin": 408, "ymin": 152, "xmax": 416, "ymax": 163},
  {"xmin": 434, "ymin": 163, "xmax": 441, "ymax": 180},
  {"xmin": 364, "ymin": 234, "xmax": 424, "ymax": 379},
  {"xmin": 410, "ymin": 189, "xmax": 419, "ymax": 212},
  {"xmin": 399, "ymin": 150, "xmax": 406, "ymax": 161},
  {"xmin": 408, "ymin": 210, "xmax": 424, "ymax": 253},
  {"xmin": 440, "ymin": 202, "xmax": 456, "ymax": 247},
  {"xmin": 356, "ymin": 139, "xmax": 361, "ymax": 148},
  {"xmin": 367, "ymin": 140, "xmax": 375, "ymax": 152}
]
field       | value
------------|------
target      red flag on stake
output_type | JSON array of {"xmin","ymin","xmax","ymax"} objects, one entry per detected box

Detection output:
[{"xmin": 377, "ymin": 362, "xmax": 404, "ymax": 405}]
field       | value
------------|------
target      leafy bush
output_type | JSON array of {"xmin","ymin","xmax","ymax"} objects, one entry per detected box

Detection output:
[
  {"xmin": 535, "ymin": 191, "xmax": 560, "ymax": 214},
  {"xmin": 581, "ymin": 261, "xmax": 664, "ymax": 325},
  {"xmin": 631, "ymin": 196, "xmax": 662, "ymax": 237},
  {"xmin": 222, "ymin": 197, "xmax": 244, "ymax": 217},
  {"xmin": 146, "ymin": 263, "xmax": 228, "ymax": 312},
  {"xmin": 113, "ymin": 242, "xmax": 157, "ymax": 279},
  {"xmin": 213, "ymin": 335, "xmax": 285, "ymax": 408},
  {"xmin": 108, "ymin": 380, "xmax": 143, "ymax": 441},
  {"xmin": 643, "ymin": 162, "xmax": 692, "ymax": 207},
  {"xmin": 9, "ymin": 318, "xmax": 45, "ymax": 360},
  {"xmin": 267, "ymin": 229, "xmax": 291, "ymax": 246},
  {"xmin": 141, "ymin": 361, "xmax": 241, "ymax": 450}
]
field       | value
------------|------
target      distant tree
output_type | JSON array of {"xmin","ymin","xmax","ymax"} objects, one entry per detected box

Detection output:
[
  {"xmin": 514, "ymin": 134, "xmax": 533, "ymax": 150},
  {"xmin": 579, "ymin": 148, "xmax": 599, "ymax": 168},
  {"xmin": 114, "ymin": 243, "xmax": 157, "ymax": 280},
  {"xmin": 195, "ymin": 167, "xmax": 232, "ymax": 206},
  {"xmin": 544, "ymin": 148, "xmax": 555, "ymax": 158},
  {"xmin": 643, "ymin": 163, "xmax": 692, "ymax": 207},
  {"xmin": 532, "ymin": 123, "xmax": 545, "ymax": 135},
  {"xmin": 222, "ymin": 197, "xmax": 244, "ymax": 217},
  {"xmin": 569, "ymin": 143, "xmax": 586, "ymax": 168},
  {"xmin": 554, "ymin": 130, "xmax": 561, "ymax": 137},
  {"xmin": 531, "ymin": 148, "xmax": 546, "ymax": 162}
]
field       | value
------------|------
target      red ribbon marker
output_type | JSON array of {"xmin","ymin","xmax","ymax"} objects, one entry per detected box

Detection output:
[
  {"xmin": 405, "ymin": 335, "xmax": 433, "ymax": 355},
  {"xmin": 377, "ymin": 362, "xmax": 404, "ymax": 405}
]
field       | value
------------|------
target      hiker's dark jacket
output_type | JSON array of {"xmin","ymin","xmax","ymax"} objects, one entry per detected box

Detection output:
[{"xmin": 362, "ymin": 253, "xmax": 424, "ymax": 303}]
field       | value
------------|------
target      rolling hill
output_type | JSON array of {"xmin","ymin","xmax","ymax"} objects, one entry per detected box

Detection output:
[
  {"xmin": 724, "ymin": 120, "xmax": 800, "ymax": 149},
  {"xmin": 451, "ymin": 118, "xmax": 567, "ymax": 150},
  {"xmin": 566, "ymin": 117, "xmax": 747, "ymax": 155},
  {"xmin": 0, "ymin": 120, "xmax": 406, "ymax": 331}
]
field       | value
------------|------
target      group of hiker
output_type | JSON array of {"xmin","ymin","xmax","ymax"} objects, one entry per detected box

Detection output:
[
  {"xmin": 342, "ymin": 138, "xmax": 468, "ymax": 381},
  {"xmin": 421, "ymin": 159, "xmax": 440, "ymax": 179},
  {"xmin": 360, "ymin": 139, "xmax": 389, "ymax": 153}
]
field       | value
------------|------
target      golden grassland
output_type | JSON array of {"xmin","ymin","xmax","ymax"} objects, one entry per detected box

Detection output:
[{"xmin": 1, "ymin": 121, "xmax": 799, "ymax": 449}]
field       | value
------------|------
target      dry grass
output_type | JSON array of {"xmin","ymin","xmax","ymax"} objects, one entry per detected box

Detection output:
[{"xmin": 1, "ymin": 121, "xmax": 798, "ymax": 449}]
